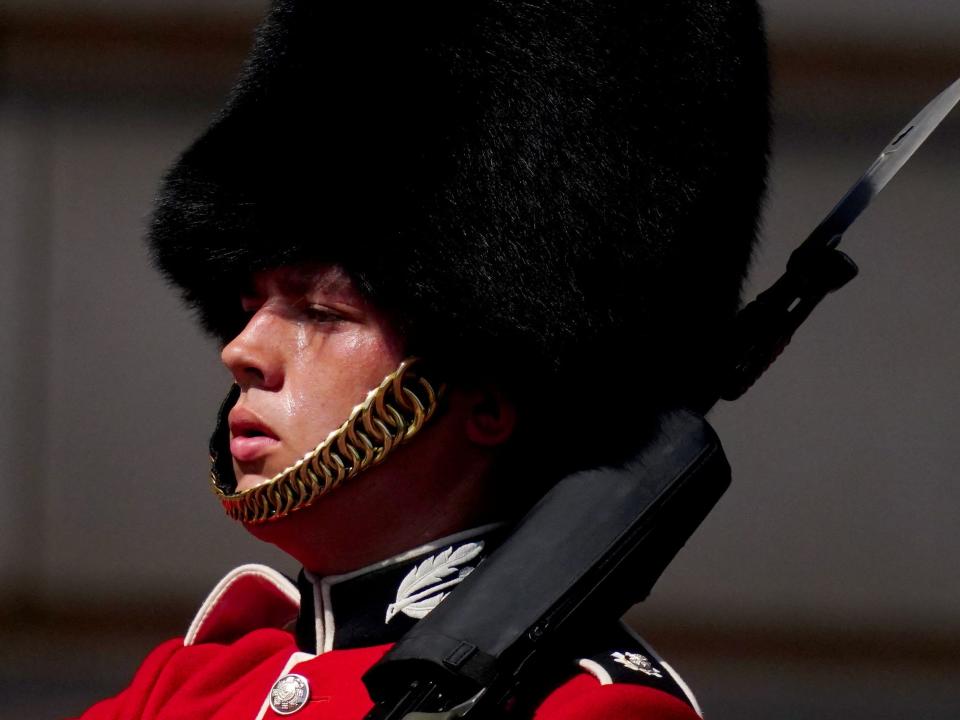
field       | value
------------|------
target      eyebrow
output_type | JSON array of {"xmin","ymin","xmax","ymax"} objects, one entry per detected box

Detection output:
[
  {"xmin": 246, "ymin": 267, "xmax": 362, "ymax": 305},
  {"xmin": 294, "ymin": 269, "xmax": 355, "ymax": 299}
]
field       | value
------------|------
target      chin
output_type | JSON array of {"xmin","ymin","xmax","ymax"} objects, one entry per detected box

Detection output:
[
  {"xmin": 233, "ymin": 451, "xmax": 301, "ymax": 491},
  {"xmin": 232, "ymin": 459, "xmax": 275, "ymax": 492},
  {"xmin": 235, "ymin": 474, "xmax": 269, "ymax": 492}
]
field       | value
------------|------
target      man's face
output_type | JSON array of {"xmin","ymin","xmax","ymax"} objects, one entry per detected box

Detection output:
[{"xmin": 221, "ymin": 265, "xmax": 405, "ymax": 491}]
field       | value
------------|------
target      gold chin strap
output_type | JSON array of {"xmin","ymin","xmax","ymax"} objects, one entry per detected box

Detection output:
[{"xmin": 212, "ymin": 357, "xmax": 444, "ymax": 524}]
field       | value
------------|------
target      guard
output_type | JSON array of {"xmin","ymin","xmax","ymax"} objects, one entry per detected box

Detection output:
[{"xmin": 74, "ymin": 1, "xmax": 770, "ymax": 717}]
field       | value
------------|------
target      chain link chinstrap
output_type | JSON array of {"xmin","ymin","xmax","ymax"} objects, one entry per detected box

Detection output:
[{"xmin": 211, "ymin": 358, "xmax": 444, "ymax": 524}]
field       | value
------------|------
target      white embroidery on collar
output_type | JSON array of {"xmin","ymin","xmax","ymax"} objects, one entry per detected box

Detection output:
[
  {"xmin": 385, "ymin": 541, "xmax": 484, "ymax": 623},
  {"xmin": 302, "ymin": 524, "xmax": 501, "ymax": 651}
]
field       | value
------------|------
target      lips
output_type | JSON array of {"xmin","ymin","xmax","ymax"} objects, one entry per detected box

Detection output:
[{"xmin": 228, "ymin": 406, "xmax": 281, "ymax": 463}]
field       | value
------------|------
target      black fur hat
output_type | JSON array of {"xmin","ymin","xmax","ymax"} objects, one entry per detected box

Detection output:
[{"xmin": 150, "ymin": 0, "xmax": 769, "ymax": 472}]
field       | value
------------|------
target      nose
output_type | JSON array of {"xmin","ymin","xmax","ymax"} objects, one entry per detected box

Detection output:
[{"xmin": 220, "ymin": 308, "xmax": 286, "ymax": 390}]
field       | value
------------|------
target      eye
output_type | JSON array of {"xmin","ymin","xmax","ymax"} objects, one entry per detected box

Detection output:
[{"xmin": 304, "ymin": 305, "xmax": 343, "ymax": 323}]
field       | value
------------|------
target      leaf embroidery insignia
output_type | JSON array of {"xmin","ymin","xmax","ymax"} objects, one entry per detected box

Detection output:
[{"xmin": 385, "ymin": 542, "xmax": 484, "ymax": 623}]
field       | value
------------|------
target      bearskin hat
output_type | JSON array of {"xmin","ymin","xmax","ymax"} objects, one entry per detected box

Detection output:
[{"xmin": 150, "ymin": 0, "xmax": 769, "ymax": 476}]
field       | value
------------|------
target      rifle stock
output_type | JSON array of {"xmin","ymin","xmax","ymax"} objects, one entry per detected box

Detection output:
[{"xmin": 363, "ymin": 409, "xmax": 730, "ymax": 718}]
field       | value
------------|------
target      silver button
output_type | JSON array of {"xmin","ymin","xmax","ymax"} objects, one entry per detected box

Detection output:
[{"xmin": 269, "ymin": 673, "xmax": 310, "ymax": 715}]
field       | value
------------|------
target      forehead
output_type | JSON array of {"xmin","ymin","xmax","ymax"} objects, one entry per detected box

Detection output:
[{"xmin": 246, "ymin": 264, "xmax": 362, "ymax": 303}]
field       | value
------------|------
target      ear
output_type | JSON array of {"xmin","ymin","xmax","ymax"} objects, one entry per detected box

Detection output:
[{"xmin": 463, "ymin": 385, "xmax": 517, "ymax": 447}]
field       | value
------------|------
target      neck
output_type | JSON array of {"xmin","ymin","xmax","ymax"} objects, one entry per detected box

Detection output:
[{"xmin": 245, "ymin": 424, "xmax": 509, "ymax": 576}]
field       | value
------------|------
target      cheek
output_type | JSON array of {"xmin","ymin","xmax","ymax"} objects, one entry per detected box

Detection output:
[{"xmin": 281, "ymin": 326, "xmax": 405, "ymax": 450}]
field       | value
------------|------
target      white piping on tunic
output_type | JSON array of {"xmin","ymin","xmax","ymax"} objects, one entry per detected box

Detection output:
[
  {"xmin": 577, "ymin": 658, "xmax": 613, "ymax": 685},
  {"xmin": 660, "ymin": 661, "xmax": 703, "ymax": 718},
  {"xmin": 185, "ymin": 564, "xmax": 300, "ymax": 647}
]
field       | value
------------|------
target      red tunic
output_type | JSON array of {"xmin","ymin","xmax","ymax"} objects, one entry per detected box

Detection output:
[
  {"xmin": 72, "ymin": 534, "xmax": 702, "ymax": 720},
  {"xmin": 75, "ymin": 630, "xmax": 699, "ymax": 720}
]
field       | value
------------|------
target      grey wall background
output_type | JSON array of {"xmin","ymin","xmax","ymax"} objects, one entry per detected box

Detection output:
[{"xmin": 1, "ymin": 2, "xmax": 958, "ymax": 718}]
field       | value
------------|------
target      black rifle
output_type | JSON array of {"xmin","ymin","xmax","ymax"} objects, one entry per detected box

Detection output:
[
  {"xmin": 363, "ymin": 409, "xmax": 729, "ymax": 719},
  {"xmin": 362, "ymin": 79, "xmax": 960, "ymax": 720}
]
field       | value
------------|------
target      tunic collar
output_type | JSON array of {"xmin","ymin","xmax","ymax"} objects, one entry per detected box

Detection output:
[{"xmin": 294, "ymin": 524, "xmax": 503, "ymax": 654}]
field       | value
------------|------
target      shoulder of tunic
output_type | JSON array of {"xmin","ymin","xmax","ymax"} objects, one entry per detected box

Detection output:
[{"xmin": 533, "ymin": 624, "xmax": 702, "ymax": 719}]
